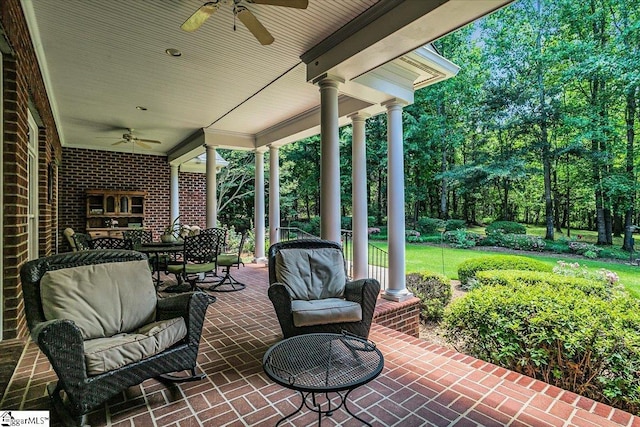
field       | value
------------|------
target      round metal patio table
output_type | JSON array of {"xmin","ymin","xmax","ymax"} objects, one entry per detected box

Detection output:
[{"xmin": 263, "ymin": 332, "xmax": 384, "ymax": 426}]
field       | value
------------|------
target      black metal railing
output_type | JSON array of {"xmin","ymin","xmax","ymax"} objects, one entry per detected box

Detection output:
[
  {"xmin": 277, "ymin": 227, "xmax": 388, "ymax": 290},
  {"xmin": 341, "ymin": 230, "xmax": 388, "ymax": 290}
]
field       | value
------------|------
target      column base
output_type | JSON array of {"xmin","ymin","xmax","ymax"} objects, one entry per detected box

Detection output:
[
  {"xmin": 381, "ymin": 290, "xmax": 414, "ymax": 302},
  {"xmin": 252, "ymin": 257, "xmax": 267, "ymax": 265}
]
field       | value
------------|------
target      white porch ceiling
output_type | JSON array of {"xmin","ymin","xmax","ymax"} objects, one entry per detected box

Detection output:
[{"xmin": 21, "ymin": 0, "xmax": 512, "ymax": 163}]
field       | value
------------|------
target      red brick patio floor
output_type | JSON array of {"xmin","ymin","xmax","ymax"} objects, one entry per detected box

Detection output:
[{"xmin": 1, "ymin": 263, "xmax": 639, "ymax": 426}]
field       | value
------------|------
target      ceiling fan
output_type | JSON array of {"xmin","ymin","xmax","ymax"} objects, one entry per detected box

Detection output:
[
  {"xmin": 181, "ymin": 0, "xmax": 309, "ymax": 45},
  {"xmin": 110, "ymin": 129, "xmax": 162, "ymax": 149}
]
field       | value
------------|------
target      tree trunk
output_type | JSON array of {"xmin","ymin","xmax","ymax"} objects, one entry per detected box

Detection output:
[{"xmin": 623, "ymin": 88, "xmax": 637, "ymax": 250}]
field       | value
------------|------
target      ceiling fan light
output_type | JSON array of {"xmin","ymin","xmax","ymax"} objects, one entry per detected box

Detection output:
[{"xmin": 136, "ymin": 106, "xmax": 148, "ymax": 111}]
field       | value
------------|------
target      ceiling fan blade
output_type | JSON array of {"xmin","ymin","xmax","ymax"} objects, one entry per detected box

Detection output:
[
  {"xmin": 137, "ymin": 138, "xmax": 162, "ymax": 144},
  {"xmin": 112, "ymin": 140, "xmax": 126, "ymax": 146},
  {"xmin": 237, "ymin": 7, "xmax": 274, "ymax": 45},
  {"xmin": 250, "ymin": 0, "xmax": 308, "ymax": 8},
  {"xmin": 181, "ymin": 2, "xmax": 219, "ymax": 32},
  {"xmin": 135, "ymin": 141, "xmax": 152, "ymax": 149}
]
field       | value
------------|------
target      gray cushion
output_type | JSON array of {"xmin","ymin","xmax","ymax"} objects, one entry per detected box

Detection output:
[
  {"xmin": 83, "ymin": 317, "xmax": 187, "ymax": 375},
  {"xmin": 291, "ymin": 298, "xmax": 362, "ymax": 327},
  {"xmin": 275, "ymin": 248, "xmax": 346, "ymax": 300},
  {"xmin": 41, "ymin": 260, "xmax": 156, "ymax": 340}
]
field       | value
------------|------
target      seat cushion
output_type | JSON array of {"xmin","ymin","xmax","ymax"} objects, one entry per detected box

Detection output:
[
  {"xmin": 41, "ymin": 260, "xmax": 156, "ymax": 340},
  {"xmin": 291, "ymin": 298, "xmax": 362, "ymax": 327},
  {"xmin": 216, "ymin": 253, "xmax": 238, "ymax": 267},
  {"xmin": 167, "ymin": 262, "xmax": 217, "ymax": 274},
  {"xmin": 83, "ymin": 317, "xmax": 187, "ymax": 376},
  {"xmin": 275, "ymin": 248, "xmax": 346, "ymax": 300}
]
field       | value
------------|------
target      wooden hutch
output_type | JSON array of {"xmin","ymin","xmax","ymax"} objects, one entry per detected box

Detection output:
[{"xmin": 85, "ymin": 190, "xmax": 147, "ymax": 238}]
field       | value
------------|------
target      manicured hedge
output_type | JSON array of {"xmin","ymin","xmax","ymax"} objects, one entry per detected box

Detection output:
[
  {"xmin": 457, "ymin": 255, "xmax": 552, "ymax": 288},
  {"xmin": 474, "ymin": 269, "xmax": 613, "ymax": 299},
  {"xmin": 443, "ymin": 276, "xmax": 640, "ymax": 415},
  {"xmin": 406, "ymin": 271, "xmax": 451, "ymax": 321}
]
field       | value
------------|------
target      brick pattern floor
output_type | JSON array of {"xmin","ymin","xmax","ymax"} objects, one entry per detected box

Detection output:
[{"xmin": 1, "ymin": 263, "xmax": 639, "ymax": 426}]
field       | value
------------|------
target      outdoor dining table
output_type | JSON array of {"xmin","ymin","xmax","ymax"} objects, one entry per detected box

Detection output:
[{"xmin": 137, "ymin": 241, "xmax": 184, "ymax": 288}]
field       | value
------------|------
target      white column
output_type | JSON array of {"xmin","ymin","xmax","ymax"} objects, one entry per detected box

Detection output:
[
  {"xmin": 269, "ymin": 145, "xmax": 280, "ymax": 245},
  {"xmin": 382, "ymin": 99, "xmax": 413, "ymax": 301},
  {"xmin": 205, "ymin": 144, "xmax": 218, "ymax": 228},
  {"xmin": 254, "ymin": 149, "xmax": 266, "ymax": 262},
  {"xmin": 170, "ymin": 164, "xmax": 180, "ymax": 226},
  {"xmin": 349, "ymin": 112, "xmax": 370, "ymax": 280},
  {"xmin": 314, "ymin": 73, "xmax": 344, "ymax": 243}
]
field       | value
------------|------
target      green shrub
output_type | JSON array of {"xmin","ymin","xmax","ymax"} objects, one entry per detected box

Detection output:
[
  {"xmin": 485, "ymin": 221, "xmax": 527, "ymax": 235},
  {"xmin": 480, "ymin": 233, "xmax": 546, "ymax": 251},
  {"xmin": 417, "ymin": 217, "xmax": 445, "ymax": 234},
  {"xmin": 444, "ymin": 229, "xmax": 481, "ymax": 249},
  {"xmin": 406, "ymin": 271, "xmax": 451, "ymax": 321},
  {"xmin": 341, "ymin": 216, "xmax": 352, "ymax": 230},
  {"xmin": 457, "ymin": 255, "xmax": 552, "ymax": 288},
  {"xmin": 474, "ymin": 269, "xmax": 615, "ymax": 299},
  {"xmin": 568, "ymin": 241, "xmax": 602, "ymax": 258},
  {"xmin": 443, "ymin": 279, "xmax": 640, "ymax": 415},
  {"xmin": 445, "ymin": 219, "xmax": 467, "ymax": 231}
]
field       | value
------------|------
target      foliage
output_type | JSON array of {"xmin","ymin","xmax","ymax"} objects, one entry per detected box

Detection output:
[
  {"xmin": 568, "ymin": 241, "xmax": 602, "ymax": 259},
  {"xmin": 552, "ymin": 260, "xmax": 621, "ymax": 288},
  {"xmin": 485, "ymin": 221, "xmax": 527, "ymax": 236},
  {"xmin": 416, "ymin": 217, "xmax": 445, "ymax": 234},
  {"xmin": 474, "ymin": 269, "xmax": 615, "ymax": 300},
  {"xmin": 406, "ymin": 271, "xmax": 452, "ymax": 321},
  {"xmin": 480, "ymin": 233, "xmax": 547, "ymax": 252},
  {"xmin": 457, "ymin": 254, "xmax": 552, "ymax": 289},
  {"xmin": 443, "ymin": 277, "xmax": 640, "ymax": 415},
  {"xmin": 444, "ymin": 229, "xmax": 481, "ymax": 248},
  {"xmin": 445, "ymin": 219, "xmax": 467, "ymax": 231}
]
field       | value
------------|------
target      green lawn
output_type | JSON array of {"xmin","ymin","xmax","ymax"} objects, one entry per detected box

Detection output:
[{"xmin": 370, "ymin": 242, "xmax": 640, "ymax": 298}]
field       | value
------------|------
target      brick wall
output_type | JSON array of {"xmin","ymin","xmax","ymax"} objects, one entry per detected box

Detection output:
[
  {"xmin": 2, "ymin": 0, "xmax": 62, "ymax": 339},
  {"xmin": 373, "ymin": 297, "xmax": 421, "ymax": 338},
  {"xmin": 59, "ymin": 148, "xmax": 208, "ymax": 251},
  {"xmin": 179, "ymin": 172, "xmax": 207, "ymax": 229}
]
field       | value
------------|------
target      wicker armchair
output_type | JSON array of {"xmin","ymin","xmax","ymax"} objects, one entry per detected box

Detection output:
[
  {"xmin": 268, "ymin": 239, "xmax": 380, "ymax": 339},
  {"xmin": 20, "ymin": 250, "xmax": 214, "ymax": 426}
]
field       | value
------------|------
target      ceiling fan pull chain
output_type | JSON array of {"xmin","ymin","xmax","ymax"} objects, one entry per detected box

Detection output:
[{"xmin": 233, "ymin": 6, "xmax": 237, "ymax": 31}]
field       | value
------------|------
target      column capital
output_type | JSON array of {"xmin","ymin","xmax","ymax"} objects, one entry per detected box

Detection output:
[
  {"xmin": 312, "ymin": 73, "xmax": 345, "ymax": 87},
  {"xmin": 348, "ymin": 111, "xmax": 371, "ymax": 122},
  {"xmin": 254, "ymin": 147, "xmax": 268, "ymax": 154},
  {"xmin": 382, "ymin": 98, "xmax": 409, "ymax": 109},
  {"xmin": 268, "ymin": 144, "xmax": 279, "ymax": 152}
]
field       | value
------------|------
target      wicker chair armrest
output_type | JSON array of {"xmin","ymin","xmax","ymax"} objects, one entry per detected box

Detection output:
[
  {"xmin": 268, "ymin": 283, "xmax": 292, "ymax": 308},
  {"xmin": 345, "ymin": 278, "xmax": 380, "ymax": 305},
  {"xmin": 157, "ymin": 292, "xmax": 214, "ymax": 343},
  {"xmin": 35, "ymin": 319, "xmax": 87, "ymax": 384}
]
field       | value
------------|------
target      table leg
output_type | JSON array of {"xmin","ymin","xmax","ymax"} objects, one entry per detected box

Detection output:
[
  {"xmin": 275, "ymin": 391, "xmax": 305, "ymax": 426},
  {"xmin": 343, "ymin": 389, "xmax": 372, "ymax": 427}
]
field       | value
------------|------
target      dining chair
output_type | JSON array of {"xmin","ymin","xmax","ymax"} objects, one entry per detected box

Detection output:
[
  {"xmin": 89, "ymin": 237, "xmax": 132, "ymax": 250},
  {"xmin": 122, "ymin": 229, "xmax": 153, "ymax": 248},
  {"xmin": 71, "ymin": 232, "xmax": 92, "ymax": 251},
  {"xmin": 167, "ymin": 232, "xmax": 222, "ymax": 290},
  {"xmin": 211, "ymin": 231, "xmax": 247, "ymax": 292}
]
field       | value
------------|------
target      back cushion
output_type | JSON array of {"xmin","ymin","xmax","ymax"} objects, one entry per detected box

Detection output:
[
  {"xmin": 41, "ymin": 260, "xmax": 156, "ymax": 340},
  {"xmin": 275, "ymin": 247, "xmax": 346, "ymax": 300}
]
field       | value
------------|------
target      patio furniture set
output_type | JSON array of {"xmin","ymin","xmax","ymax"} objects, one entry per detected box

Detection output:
[
  {"xmin": 20, "ymin": 238, "xmax": 382, "ymax": 426},
  {"xmin": 62, "ymin": 226, "xmax": 247, "ymax": 292}
]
